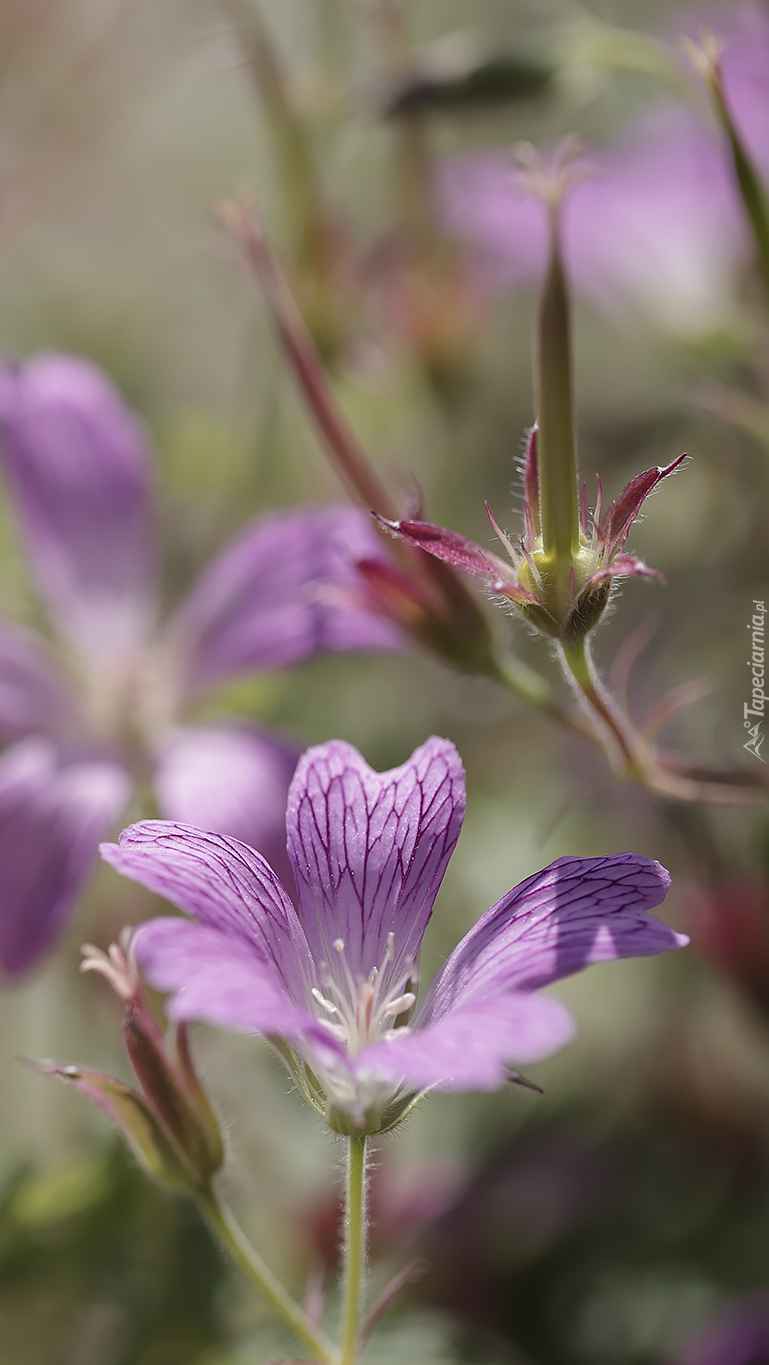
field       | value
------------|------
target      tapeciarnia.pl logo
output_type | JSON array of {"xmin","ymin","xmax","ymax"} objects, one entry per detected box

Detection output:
[{"xmin": 745, "ymin": 599, "xmax": 767, "ymax": 761}]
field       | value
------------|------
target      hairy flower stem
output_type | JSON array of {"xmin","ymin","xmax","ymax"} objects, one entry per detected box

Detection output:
[
  {"xmin": 196, "ymin": 1185, "xmax": 336, "ymax": 1364},
  {"xmin": 560, "ymin": 638, "xmax": 646, "ymax": 777},
  {"xmin": 340, "ymin": 1135, "xmax": 368, "ymax": 1365}
]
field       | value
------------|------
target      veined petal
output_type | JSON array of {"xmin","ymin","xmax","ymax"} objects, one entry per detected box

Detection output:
[
  {"xmin": 359, "ymin": 991, "xmax": 575, "ymax": 1092},
  {"xmin": 0, "ymin": 740, "xmax": 131, "ymax": 976},
  {"xmin": 132, "ymin": 919, "xmax": 350, "ymax": 1089},
  {"xmin": 153, "ymin": 724, "xmax": 299, "ymax": 894},
  {"xmin": 167, "ymin": 505, "xmax": 404, "ymax": 700},
  {"xmin": 133, "ymin": 918, "xmax": 317, "ymax": 1038},
  {"xmin": 101, "ymin": 821, "xmax": 311, "ymax": 1002},
  {"xmin": 0, "ymin": 354, "xmax": 157, "ymax": 662},
  {"xmin": 287, "ymin": 737, "xmax": 465, "ymax": 982},
  {"xmin": 0, "ymin": 618, "xmax": 76, "ymax": 740},
  {"xmin": 373, "ymin": 515, "xmax": 535, "ymax": 604},
  {"xmin": 598, "ymin": 453, "xmax": 686, "ymax": 557},
  {"xmin": 421, "ymin": 853, "xmax": 684, "ymax": 1021}
]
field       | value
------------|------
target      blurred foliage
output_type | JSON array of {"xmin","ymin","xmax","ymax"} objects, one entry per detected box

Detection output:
[{"xmin": 0, "ymin": 1142, "xmax": 227, "ymax": 1365}]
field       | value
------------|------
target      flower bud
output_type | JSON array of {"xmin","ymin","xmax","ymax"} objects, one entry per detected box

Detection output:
[
  {"xmin": 122, "ymin": 1004, "xmax": 223, "ymax": 1182},
  {"xmin": 24, "ymin": 933, "xmax": 224, "ymax": 1192}
]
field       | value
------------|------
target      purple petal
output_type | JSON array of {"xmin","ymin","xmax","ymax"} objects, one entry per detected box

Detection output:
[
  {"xmin": 0, "ymin": 618, "xmax": 76, "ymax": 740},
  {"xmin": 132, "ymin": 918, "xmax": 349, "ymax": 1081},
  {"xmin": 167, "ymin": 504, "xmax": 405, "ymax": 700},
  {"xmin": 101, "ymin": 821, "xmax": 311, "ymax": 1002},
  {"xmin": 422, "ymin": 853, "xmax": 684, "ymax": 1022},
  {"xmin": 359, "ymin": 991, "xmax": 575, "ymax": 1093},
  {"xmin": 133, "ymin": 918, "xmax": 315, "ymax": 1037},
  {"xmin": 286, "ymin": 737, "xmax": 465, "ymax": 981},
  {"xmin": 373, "ymin": 515, "xmax": 535, "ymax": 605},
  {"xmin": 0, "ymin": 354, "xmax": 157, "ymax": 661},
  {"xmin": 153, "ymin": 724, "xmax": 299, "ymax": 894},
  {"xmin": 0, "ymin": 740, "xmax": 131, "ymax": 976}
]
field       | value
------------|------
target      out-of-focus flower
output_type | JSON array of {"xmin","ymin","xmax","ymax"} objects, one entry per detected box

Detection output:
[
  {"xmin": 671, "ymin": 1292, "xmax": 769, "ymax": 1365},
  {"xmin": 24, "ymin": 931, "xmax": 223, "ymax": 1193},
  {"xmin": 376, "ymin": 426, "xmax": 685, "ymax": 644},
  {"xmin": 438, "ymin": 8, "xmax": 769, "ymax": 340},
  {"xmin": 0, "ymin": 352, "xmax": 404, "ymax": 977},
  {"xmin": 687, "ymin": 879, "xmax": 769, "ymax": 1012},
  {"xmin": 101, "ymin": 736, "xmax": 684, "ymax": 1135}
]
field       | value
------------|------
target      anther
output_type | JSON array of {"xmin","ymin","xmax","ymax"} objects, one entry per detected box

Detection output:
[
  {"xmin": 311, "ymin": 988, "xmax": 338, "ymax": 1013},
  {"xmin": 384, "ymin": 992, "xmax": 416, "ymax": 1016},
  {"xmin": 333, "ymin": 939, "xmax": 345, "ymax": 953}
]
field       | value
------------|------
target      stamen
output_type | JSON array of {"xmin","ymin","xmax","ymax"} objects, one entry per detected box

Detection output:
[
  {"xmin": 311, "ymin": 931, "xmax": 422, "ymax": 1055},
  {"xmin": 312, "ymin": 987, "xmax": 338, "ymax": 1013},
  {"xmin": 384, "ymin": 992, "xmax": 416, "ymax": 1016},
  {"xmin": 80, "ymin": 941, "xmax": 136, "ymax": 1001}
]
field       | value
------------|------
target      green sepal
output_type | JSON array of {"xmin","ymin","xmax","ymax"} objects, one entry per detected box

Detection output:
[{"xmin": 22, "ymin": 1058, "xmax": 198, "ymax": 1194}]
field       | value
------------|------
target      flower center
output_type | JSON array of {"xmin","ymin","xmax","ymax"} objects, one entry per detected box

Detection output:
[{"xmin": 311, "ymin": 933, "xmax": 418, "ymax": 1055}]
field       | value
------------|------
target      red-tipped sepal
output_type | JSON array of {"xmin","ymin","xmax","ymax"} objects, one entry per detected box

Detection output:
[
  {"xmin": 20, "ymin": 1058, "xmax": 198, "ymax": 1193},
  {"xmin": 373, "ymin": 514, "xmax": 538, "ymax": 607},
  {"xmin": 598, "ymin": 454, "xmax": 686, "ymax": 558}
]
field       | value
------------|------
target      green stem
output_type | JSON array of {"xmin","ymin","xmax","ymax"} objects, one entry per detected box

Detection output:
[
  {"xmin": 340, "ymin": 1135, "xmax": 368, "ymax": 1365},
  {"xmin": 560, "ymin": 637, "xmax": 645, "ymax": 775},
  {"xmin": 537, "ymin": 209, "xmax": 580, "ymax": 564},
  {"xmin": 196, "ymin": 1185, "xmax": 336, "ymax": 1364}
]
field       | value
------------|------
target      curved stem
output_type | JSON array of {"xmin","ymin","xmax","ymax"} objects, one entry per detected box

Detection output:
[
  {"xmin": 488, "ymin": 653, "xmax": 595, "ymax": 739},
  {"xmin": 560, "ymin": 637, "xmax": 646, "ymax": 775},
  {"xmin": 340, "ymin": 1135, "xmax": 368, "ymax": 1365},
  {"xmin": 196, "ymin": 1184, "xmax": 336, "ymax": 1364}
]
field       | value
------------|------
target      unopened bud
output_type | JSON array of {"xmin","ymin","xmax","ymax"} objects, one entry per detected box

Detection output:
[{"xmin": 123, "ymin": 1005, "xmax": 223, "ymax": 1182}]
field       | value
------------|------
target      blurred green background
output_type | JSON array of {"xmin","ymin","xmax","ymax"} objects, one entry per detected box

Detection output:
[{"xmin": 2, "ymin": 1, "xmax": 769, "ymax": 1362}]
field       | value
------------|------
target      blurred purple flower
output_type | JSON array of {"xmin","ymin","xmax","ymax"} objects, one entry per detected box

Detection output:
[
  {"xmin": 101, "ymin": 736, "xmax": 686, "ymax": 1133},
  {"xmin": 0, "ymin": 352, "xmax": 403, "ymax": 976},
  {"xmin": 438, "ymin": 7, "xmax": 769, "ymax": 339},
  {"xmin": 672, "ymin": 1292, "xmax": 769, "ymax": 1365}
]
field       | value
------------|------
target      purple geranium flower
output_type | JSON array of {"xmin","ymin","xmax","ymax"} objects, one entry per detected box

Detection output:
[
  {"xmin": 0, "ymin": 352, "xmax": 403, "ymax": 977},
  {"xmin": 101, "ymin": 736, "xmax": 686, "ymax": 1134}
]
